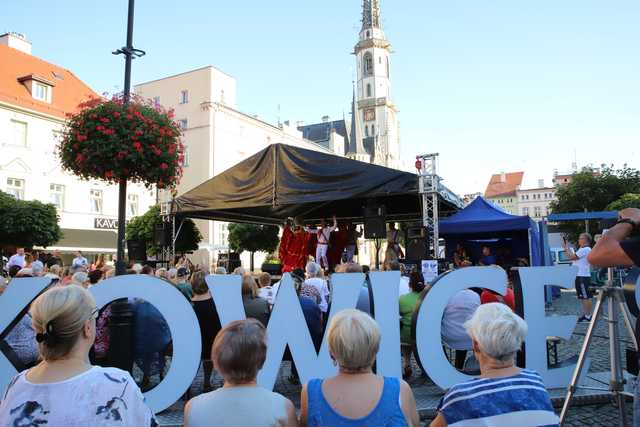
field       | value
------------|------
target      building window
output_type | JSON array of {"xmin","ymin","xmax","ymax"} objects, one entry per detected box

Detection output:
[
  {"xmin": 33, "ymin": 83, "xmax": 50, "ymax": 102},
  {"xmin": 90, "ymin": 189, "xmax": 103, "ymax": 214},
  {"xmin": 183, "ymin": 145, "xmax": 190, "ymax": 167},
  {"xmin": 127, "ymin": 194, "xmax": 139, "ymax": 216},
  {"xmin": 534, "ymin": 206, "xmax": 541, "ymax": 217},
  {"xmin": 366, "ymin": 83, "xmax": 372, "ymax": 98},
  {"xmin": 522, "ymin": 207, "xmax": 529, "ymax": 216},
  {"xmin": 371, "ymin": 124, "xmax": 375, "ymax": 136},
  {"xmin": 49, "ymin": 184, "xmax": 64, "ymax": 209},
  {"xmin": 363, "ymin": 52, "xmax": 373, "ymax": 76},
  {"xmin": 365, "ymin": 126, "xmax": 369, "ymax": 137},
  {"xmin": 178, "ymin": 119, "xmax": 188, "ymax": 130},
  {"xmin": 153, "ymin": 96, "xmax": 160, "ymax": 107},
  {"xmin": 6, "ymin": 178, "xmax": 25, "ymax": 200},
  {"xmin": 180, "ymin": 90, "xmax": 189, "ymax": 104},
  {"xmin": 386, "ymin": 57, "xmax": 390, "ymax": 77},
  {"xmin": 11, "ymin": 120, "xmax": 27, "ymax": 146},
  {"xmin": 217, "ymin": 222, "xmax": 229, "ymax": 247}
]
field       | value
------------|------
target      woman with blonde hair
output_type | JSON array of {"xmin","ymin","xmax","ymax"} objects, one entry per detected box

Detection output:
[
  {"xmin": 300, "ymin": 309, "xmax": 419, "ymax": 426},
  {"xmin": 0, "ymin": 285, "xmax": 154, "ymax": 425}
]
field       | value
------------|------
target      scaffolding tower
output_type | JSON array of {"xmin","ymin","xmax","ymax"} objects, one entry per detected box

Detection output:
[{"xmin": 416, "ymin": 153, "xmax": 441, "ymax": 259}]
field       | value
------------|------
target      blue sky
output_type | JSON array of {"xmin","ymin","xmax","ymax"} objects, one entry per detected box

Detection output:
[{"xmin": 4, "ymin": 0, "xmax": 639, "ymax": 194}]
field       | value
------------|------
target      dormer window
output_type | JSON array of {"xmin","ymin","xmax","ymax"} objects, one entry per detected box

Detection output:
[
  {"xmin": 34, "ymin": 82, "xmax": 49, "ymax": 101},
  {"xmin": 18, "ymin": 74, "xmax": 54, "ymax": 103}
]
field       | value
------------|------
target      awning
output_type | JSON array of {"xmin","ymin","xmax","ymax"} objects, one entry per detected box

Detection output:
[
  {"xmin": 41, "ymin": 228, "xmax": 118, "ymax": 253},
  {"xmin": 174, "ymin": 144, "xmax": 463, "ymax": 225}
]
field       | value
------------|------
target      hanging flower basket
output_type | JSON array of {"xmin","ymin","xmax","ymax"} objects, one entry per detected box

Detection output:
[{"xmin": 58, "ymin": 95, "xmax": 183, "ymax": 189}]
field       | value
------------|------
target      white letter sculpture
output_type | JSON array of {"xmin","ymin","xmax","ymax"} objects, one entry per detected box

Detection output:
[
  {"xmin": 518, "ymin": 266, "xmax": 589, "ymax": 388},
  {"xmin": 91, "ymin": 275, "xmax": 201, "ymax": 413},
  {"xmin": 415, "ymin": 266, "xmax": 507, "ymax": 389},
  {"xmin": 0, "ymin": 277, "xmax": 52, "ymax": 393}
]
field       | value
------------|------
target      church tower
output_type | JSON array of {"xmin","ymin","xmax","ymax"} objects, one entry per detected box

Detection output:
[{"xmin": 349, "ymin": 0, "xmax": 400, "ymax": 168}]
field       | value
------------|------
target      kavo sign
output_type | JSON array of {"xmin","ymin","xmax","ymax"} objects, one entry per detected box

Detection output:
[{"xmin": 1, "ymin": 266, "xmax": 626, "ymax": 413}]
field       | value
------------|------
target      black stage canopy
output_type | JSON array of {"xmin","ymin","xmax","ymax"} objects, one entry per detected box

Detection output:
[{"xmin": 174, "ymin": 144, "xmax": 462, "ymax": 225}]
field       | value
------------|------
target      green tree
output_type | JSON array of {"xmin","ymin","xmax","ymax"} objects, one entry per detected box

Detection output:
[
  {"xmin": 606, "ymin": 193, "xmax": 640, "ymax": 211},
  {"xmin": 126, "ymin": 205, "xmax": 202, "ymax": 256},
  {"xmin": 550, "ymin": 167, "xmax": 640, "ymax": 242},
  {"xmin": 227, "ymin": 223, "xmax": 280, "ymax": 272},
  {"xmin": 0, "ymin": 191, "xmax": 61, "ymax": 248}
]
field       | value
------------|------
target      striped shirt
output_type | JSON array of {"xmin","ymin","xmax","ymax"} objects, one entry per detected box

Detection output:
[{"xmin": 437, "ymin": 369, "xmax": 559, "ymax": 427}]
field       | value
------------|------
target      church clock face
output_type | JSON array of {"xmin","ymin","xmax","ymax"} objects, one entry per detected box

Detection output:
[{"xmin": 364, "ymin": 108, "xmax": 376, "ymax": 121}]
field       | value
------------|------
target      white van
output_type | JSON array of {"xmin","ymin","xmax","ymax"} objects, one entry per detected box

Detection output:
[{"xmin": 550, "ymin": 247, "xmax": 572, "ymax": 266}]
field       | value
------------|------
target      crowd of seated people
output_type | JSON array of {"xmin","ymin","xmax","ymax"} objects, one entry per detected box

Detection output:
[{"xmin": 0, "ymin": 244, "xmax": 559, "ymax": 426}]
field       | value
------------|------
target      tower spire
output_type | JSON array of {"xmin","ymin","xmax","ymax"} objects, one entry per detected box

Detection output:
[
  {"xmin": 349, "ymin": 82, "xmax": 367, "ymax": 156},
  {"xmin": 361, "ymin": 0, "xmax": 381, "ymax": 31}
]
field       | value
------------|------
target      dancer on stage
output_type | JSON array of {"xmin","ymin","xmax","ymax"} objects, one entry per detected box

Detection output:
[
  {"xmin": 307, "ymin": 215, "xmax": 337, "ymax": 270},
  {"xmin": 344, "ymin": 222, "xmax": 362, "ymax": 263},
  {"xmin": 279, "ymin": 217, "xmax": 314, "ymax": 273},
  {"xmin": 385, "ymin": 223, "xmax": 404, "ymax": 264}
]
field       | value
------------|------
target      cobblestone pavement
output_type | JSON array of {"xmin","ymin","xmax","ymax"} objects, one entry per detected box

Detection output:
[{"xmin": 154, "ymin": 289, "xmax": 638, "ymax": 426}]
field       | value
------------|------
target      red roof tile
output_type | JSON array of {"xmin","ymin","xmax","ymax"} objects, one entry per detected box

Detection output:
[
  {"xmin": 484, "ymin": 172, "xmax": 524, "ymax": 198},
  {"xmin": 0, "ymin": 44, "xmax": 97, "ymax": 119}
]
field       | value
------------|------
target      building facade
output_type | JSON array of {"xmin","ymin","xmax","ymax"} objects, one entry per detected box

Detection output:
[
  {"xmin": 300, "ymin": 0, "xmax": 400, "ymax": 169},
  {"xmin": 484, "ymin": 172, "xmax": 524, "ymax": 215},
  {"xmin": 135, "ymin": 66, "xmax": 333, "ymax": 267},
  {"xmin": 0, "ymin": 33, "xmax": 155, "ymax": 256},
  {"xmin": 516, "ymin": 186, "xmax": 556, "ymax": 219}
]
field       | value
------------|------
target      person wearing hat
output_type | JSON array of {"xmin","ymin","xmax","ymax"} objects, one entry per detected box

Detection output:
[{"xmin": 175, "ymin": 267, "xmax": 193, "ymax": 300}]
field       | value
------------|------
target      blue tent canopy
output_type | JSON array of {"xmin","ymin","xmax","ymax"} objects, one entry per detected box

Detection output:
[{"xmin": 440, "ymin": 197, "xmax": 542, "ymax": 266}]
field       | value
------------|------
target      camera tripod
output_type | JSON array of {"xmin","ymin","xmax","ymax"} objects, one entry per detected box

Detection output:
[{"xmin": 559, "ymin": 267, "xmax": 638, "ymax": 426}]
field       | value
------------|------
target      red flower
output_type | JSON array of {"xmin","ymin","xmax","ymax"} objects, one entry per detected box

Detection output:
[
  {"xmin": 103, "ymin": 129, "xmax": 114, "ymax": 136},
  {"xmin": 134, "ymin": 129, "xmax": 143, "ymax": 136},
  {"xmin": 100, "ymin": 117, "xmax": 110, "ymax": 123},
  {"xmin": 168, "ymin": 144, "xmax": 176, "ymax": 154},
  {"xmin": 126, "ymin": 114, "xmax": 133, "ymax": 120},
  {"xmin": 96, "ymin": 125, "xmax": 104, "ymax": 131},
  {"xmin": 77, "ymin": 134, "xmax": 88, "ymax": 142},
  {"xmin": 160, "ymin": 162, "xmax": 168, "ymax": 170},
  {"xmin": 75, "ymin": 153, "xmax": 85, "ymax": 163},
  {"xmin": 113, "ymin": 111, "xmax": 121, "ymax": 118},
  {"xmin": 105, "ymin": 171, "xmax": 114, "ymax": 178},
  {"xmin": 90, "ymin": 113, "xmax": 98, "ymax": 119},
  {"xmin": 133, "ymin": 142, "xmax": 142, "ymax": 152}
]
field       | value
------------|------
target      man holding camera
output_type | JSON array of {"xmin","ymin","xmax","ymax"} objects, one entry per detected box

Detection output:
[{"xmin": 588, "ymin": 208, "xmax": 639, "ymax": 268}]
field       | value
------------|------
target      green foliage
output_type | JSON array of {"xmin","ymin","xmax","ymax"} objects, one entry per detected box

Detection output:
[
  {"xmin": 550, "ymin": 167, "xmax": 640, "ymax": 242},
  {"xmin": 606, "ymin": 193, "xmax": 640, "ymax": 211},
  {"xmin": 227, "ymin": 223, "xmax": 280, "ymax": 255},
  {"xmin": 0, "ymin": 191, "xmax": 61, "ymax": 248},
  {"xmin": 126, "ymin": 205, "xmax": 202, "ymax": 255}
]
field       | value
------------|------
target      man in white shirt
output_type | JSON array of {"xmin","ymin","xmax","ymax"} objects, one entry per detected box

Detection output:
[
  {"xmin": 308, "ymin": 216, "xmax": 337, "ymax": 270},
  {"xmin": 72, "ymin": 250, "xmax": 88, "ymax": 270},
  {"xmin": 7, "ymin": 248, "xmax": 25, "ymax": 269},
  {"xmin": 563, "ymin": 233, "xmax": 593, "ymax": 322}
]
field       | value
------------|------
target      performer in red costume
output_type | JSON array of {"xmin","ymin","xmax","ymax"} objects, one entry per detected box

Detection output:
[{"xmin": 280, "ymin": 218, "xmax": 315, "ymax": 273}]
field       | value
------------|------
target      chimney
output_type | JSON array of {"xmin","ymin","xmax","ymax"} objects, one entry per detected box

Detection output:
[
  {"xmin": 538, "ymin": 179, "xmax": 544, "ymax": 188},
  {"xmin": 0, "ymin": 32, "xmax": 32, "ymax": 54},
  {"xmin": 500, "ymin": 172, "xmax": 506, "ymax": 183},
  {"xmin": 322, "ymin": 115, "xmax": 330, "ymax": 123}
]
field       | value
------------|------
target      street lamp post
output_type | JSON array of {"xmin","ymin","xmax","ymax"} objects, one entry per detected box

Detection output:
[{"xmin": 108, "ymin": 0, "xmax": 145, "ymax": 373}]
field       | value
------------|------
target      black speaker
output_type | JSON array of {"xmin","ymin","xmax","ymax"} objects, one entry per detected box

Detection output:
[
  {"xmin": 364, "ymin": 205, "xmax": 386, "ymax": 239},
  {"xmin": 154, "ymin": 224, "xmax": 171, "ymax": 247},
  {"xmin": 406, "ymin": 238, "xmax": 427, "ymax": 261},
  {"xmin": 126, "ymin": 240, "xmax": 147, "ymax": 261}
]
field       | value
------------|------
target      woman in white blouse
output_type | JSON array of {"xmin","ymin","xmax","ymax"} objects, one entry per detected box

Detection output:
[{"xmin": 0, "ymin": 285, "xmax": 155, "ymax": 426}]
